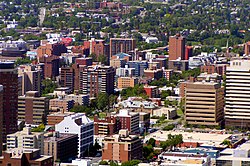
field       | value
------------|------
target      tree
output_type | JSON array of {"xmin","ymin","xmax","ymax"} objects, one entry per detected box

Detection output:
[
  {"xmin": 31, "ymin": 124, "xmax": 45, "ymax": 132},
  {"xmin": 148, "ymin": 138, "xmax": 156, "ymax": 147},
  {"xmin": 15, "ymin": 57, "xmax": 32, "ymax": 66},
  {"xmin": 42, "ymin": 79, "xmax": 57, "ymax": 95},
  {"xmin": 143, "ymin": 145, "xmax": 153, "ymax": 160},
  {"xmin": 96, "ymin": 92, "xmax": 109, "ymax": 110},
  {"xmin": 163, "ymin": 124, "xmax": 175, "ymax": 131},
  {"xmin": 121, "ymin": 160, "xmax": 141, "ymax": 166},
  {"xmin": 99, "ymin": 161, "xmax": 108, "ymax": 165},
  {"xmin": 70, "ymin": 105, "xmax": 93, "ymax": 115},
  {"xmin": 97, "ymin": 55, "xmax": 107, "ymax": 65}
]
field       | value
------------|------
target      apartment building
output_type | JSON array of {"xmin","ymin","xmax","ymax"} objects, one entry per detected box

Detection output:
[
  {"xmin": 18, "ymin": 91, "xmax": 49, "ymax": 125},
  {"xmin": 102, "ymin": 129, "xmax": 143, "ymax": 162},
  {"xmin": 44, "ymin": 132, "xmax": 78, "ymax": 162},
  {"xmin": 185, "ymin": 82, "xmax": 224, "ymax": 126},
  {"xmin": 94, "ymin": 114, "xmax": 120, "ymax": 135},
  {"xmin": 169, "ymin": 34, "xmax": 186, "ymax": 60},
  {"xmin": 60, "ymin": 66, "xmax": 75, "ymax": 92},
  {"xmin": 0, "ymin": 85, "xmax": 3, "ymax": 155},
  {"xmin": 55, "ymin": 113, "xmax": 94, "ymax": 157},
  {"xmin": 47, "ymin": 111, "xmax": 75, "ymax": 126},
  {"xmin": 7, "ymin": 127, "xmax": 44, "ymax": 154},
  {"xmin": 225, "ymin": 60, "xmax": 250, "ymax": 128},
  {"xmin": 49, "ymin": 97, "xmax": 74, "ymax": 112},
  {"xmin": 116, "ymin": 109, "xmax": 140, "ymax": 134},
  {"xmin": 39, "ymin": 55, "xmax": 60, "ymax": 78},
  {"xmin": 0, "ymin": 62, "xmax": 18, "ymax": 143},
  {"xmin": 65, "ymin": 94, "xmax": 89, "ymax": 106},
  {"xmin": 110, "ymin": 38, "xmax": 136, "ymax": 58},
  {"xmin": 18, "ymin": 65, "xmax": 42, "ymax": 95},
  {"xmin": 80, "ymin": 65, "xmax": 115, "ymax": 97}
]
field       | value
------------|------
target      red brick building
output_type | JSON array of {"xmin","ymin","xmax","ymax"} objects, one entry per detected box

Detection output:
[
  {"xmin": 185, "ymin": 46, "xmax": 193, "ymax": 60},
  {"xmin": 169, "ymin": 34, "xmax": 186, "ymax": 60},
  {"xmin": 39, "ymin": 55, "xmax": 60, "ymax": 78},
  {"xmin": 110, "ymin": 38, "xmax": 136, "ymax": 58},
  {"xmin": 94, "ymin": 114, "xmax": 120, "ymax": 135},
  {"xmin": 200, "ymin": 64, "xmax": 227, "ymax": 76},
  {"xmin": 75, "ymin": 57, "xmax": 93, "ymax": 66},
  {"xmin": 0, "ymin": 85, "xmax": 3, "ymax": 155},
  {"xmin": 0, "ymin": 148, "xmax": 53, "ymax": 166},
  {"xmin": 144, "ymin": 85, "xmax": 159, "ymax": 98},
  {"xmin": 144, "ymin": 69, "xmax": 163, "ymax": 80},
  {"xmin": 37, "ymin": 43, "xmax": 67, "ymax": 58},
  {"xmin": 0, "ymin": 62, "xmax": 18, "ymax": 143},
  {"xmin": 102, "ymin": 130, "xmax": 142, "ymax": 163}
]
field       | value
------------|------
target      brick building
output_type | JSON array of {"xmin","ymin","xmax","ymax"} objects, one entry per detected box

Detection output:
[
  {"xmin": 117, "ymin": 77, "xmax": 138, "ymax": 89},
  {"xmin": 94, "ymin": 114, "xmax": 120, "ymax": 135},
  {"xmin": 44, "ymin": 132, "xmax": 78, "ymax": 162},
  {"xmin": 110, "ymin": 38, "xmax": 136, "ymax": 58},
  {"xmin": 169, "ymin": 34, "xmax": 186, "ymax": 60},
  {"xmin": 0, "ymin": 85, "xmax": 3, "ymax": 155},
  {"xmin": 37, "ymin": 42, "xmax": 67, "ymax": 58},
  {"xmin": 0, "ymin": 148, "xmax": 53, "ymax": 166},
  {"xmin": 102, "ymin": 129, "xmax": 142, "ymax": 162},
  {"xmin": 144, "ymin": 69, "xmax": 163, "ymax": 80},
  {"xmin": 116, "ymin": 109, "xmax": 139, "ymax": 134},
  {"xmin": 39, "ymin": 55, "xmax": 60, "ymax": 78},
  {"xmin": 0, "ymin": 62, "xmax": 18, "ymax": 143},
  {"xmin": 47, "ymin": 111, "xmax": 75, "ymax": 126},
  {"xmin": 18, "ymin": 91, "xmax": 49, "ymax": 125},
  {"xmin": 144, "ymin": 85, "xmax": 159, "ymax": 98}
]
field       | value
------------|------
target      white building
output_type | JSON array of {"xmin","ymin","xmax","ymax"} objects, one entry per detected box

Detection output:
[
  {"xmin": 116, "ymin": 65, "xmax": 135, "ymax": 77},
  {"xmin": 7, "ymin": 127, "xmax": 44, "ymax": 154},
  {"xmin": 65, "ymin": 94, "xmax": 89, "ymax": 106},
  {"xmin": 145, "ymin": 37, "xmax": 159, "ymax": 43},
  {"xmin": 225, "ymin": 60, "xmax": 250, "ymax": 128},
  {"xmin": 55, "ymin": 113, "xmax": 94, "ymax": 157}
]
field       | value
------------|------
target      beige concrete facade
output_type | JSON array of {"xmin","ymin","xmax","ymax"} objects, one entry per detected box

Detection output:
[
  {"xmin": 117, "ymin": 77, "xmax": 138, "ymax": 89},
  {"xmin": 185, "ymin": 82, "xmax": 224, "ymax": 126}
]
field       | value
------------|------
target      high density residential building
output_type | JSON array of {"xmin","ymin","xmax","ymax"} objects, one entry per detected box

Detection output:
[
  {"xmin": 110, "ymin": 38, "xmax": 136, "ymax": 58},
  {"xmin": 116, "ymin": 109, "xmax": 140, "ymax": 134},
  {"xmin": 49, "ymin": 97, "xmax": 74, "ymax": 113},
  {"xmin": 0, "ymin": 148, "xmax": 53, "ymax": 166},
  {"xmin": 7, "ymin": 127, "xmax": 44, "ymax": 154},
  {"xmin": 55, "ymin": 113, "xmax": 94, "ymax": 157},
  {"xmin": 102, "ymin": 129, "xmax": 143, "ymax": 162},
  {"xmin": 39, "ymin": 55, "xmax": 60, "ymax": 78},
  {"xmin": 80, "ymin": 65, "xmax": 115, "ymax": 97},
  {"xmin": 18, "ymin": 91, "xmax": 49, "ymax": 125},
  {"xmin": 44, "ymin": 132, "xmax": 78, "ymax": 162},
  {"xmin": 65, "ymin": 94, "xmax": 89, "ymax": 106},
  {"xmin": 18, "ymin": 65, "xmax": 42, "ymax": 96},
  {"xmin": 127, "ymin": 61, "xmax": 148, "ymax": 77},
  {"xmin": 225, "ymin": 60, "xmax": 250, "ymax": 128},
  {"xmin": 185, "ymin": 82, "xmax": 224, "ymax": 126},
  {"xmin": 60, "ymin": 66, "xmax": 75, "ymax": 92},
  {"xmin": 0, "ymin": 62, "xmax": 18, "ymax": 143},
  {"xmin": 169, "ymin": 34, "xmax": 186, "ymax": 60},
  {"xmin": 47, "ymin": 111, "xmax": 75, "ymax": 126},
  {"xmin": 94, "ymin": 114, "xmax": 120, "ymax": 135},
  {"xmin": 0, "ymin": 85, "xmax": 3, "ymax": 156}
]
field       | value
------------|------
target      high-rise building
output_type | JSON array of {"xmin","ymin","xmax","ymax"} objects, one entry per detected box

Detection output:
[
  {"xmin": 37, "ymin": 42, "xmax": 67, "ymax": 58},
  {"xmin": 80, "ymin": 65, "xmax": 115, "ymax": 97},
  {"xmin": 185, "ymin": 82, "xmax": 224, "ymax": 126},
  {"xmin": 60, "ymin": 67, "xmax": 74, "ymax": 92},
  {"xmin": 0, "ymin": 85, "xmax": 3, "ymax": 156},
  {"xmin": 18, "ymin": 65, "xmax": 42, "ymax": 95},
  {"xmin": 110, "ymin": 38, "xmax": 136, "ymax": 58},
  {"xmin": 225, "ymin": 60, "xmax": 250, "ymax": 128},
  {"xmin": 55, "ymin": 113, "xmax": 94, "ymax": 157},
  {"xmin": 84, "ymin": 38, "xmax": 110, "ymax": 59},
  {"xmin": 127, "ymin": 61, "xmax": 148, "ymax": 77},
  {"xmin": 18, "ymin": 91, "xmax": 49, "ymax": 125},
  {"xmin": 39, "ymin": 55, "xmax": 60, "ymax": 78},
  {"xmin": 7, "ymin": 127, "xmax": 44, "ymax": 153},
  {"xmin": 102, "ymin": 129, "xmax": 142, "ymax": 162},
  {"xmin": 169, "ymin": 34, "xmax": 186, "ymax": 60},
  {"xmin": 0, "ymin": 62, "xmax": 18, "ymax": 143},
  {"xmin": 116, "ymin": 109, "xmax": 139, "ymax": 134},
  {"xmin": 44, "ymin": 132, "xmax": 78, "ymax": 162}
]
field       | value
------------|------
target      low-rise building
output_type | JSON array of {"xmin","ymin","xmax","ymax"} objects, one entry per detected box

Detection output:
[
  {"xmin": 102, "ymin": 129, "xmax": 143, "ymax": 163},
  {"xmin": 65, "ymin": 94, "xmax": 89, "ymax": 106},
  {"xmin": 94, "ymin": 114, "xmax": 120, "ymax": 135},
  {"xmin": 144, "ymin": 85, "xmax": 159, "ymax": 98},
  {"xmin": 49, "ymin": 97, "xmax": 74, "ymax": 112},
  {"xmin": 7, "ymin": 127, "xmax": 44, "ymax": 154},
  {"xmin": 117, "ymin": 77, "xmax": 138, "ymax": 89},
  {"xmin": 47, "ymin": 111, "xmax": 75, "ymax": 126}
]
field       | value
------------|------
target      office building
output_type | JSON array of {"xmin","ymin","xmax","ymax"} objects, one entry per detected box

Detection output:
[
  {"xmin": 80, "ymin": 65, "xmax": 115, "ymax": 97},
  {"xmin": 0, "ymin": 148, "xmax": 53, "ymax": 166},
  {"xmin": 94, "ymin": 114, "xmax": 120, "ymax": 135},
  {"xmin": 55, "ymin": 113, "xmax": 94, "ymax": 157},
  {"xmin": 110, "ymin": 38, "xmax": 136, "ymax": 58},
  {"xmin": 0, "ymin": 62, "xmax": 18, "ymax": 143},
  {"xmin": 117, "ymin": 77, "xmax": 138, "ymax": 89},
  {"xmin": 7, "ymin": 127, "xmax": 44, "ymax": 153},
  {"xmin": 44, "ymin": 132, "xmax": 78, "ymax": 162},
  {"xmin": 116, "ymin": 109, "xmax": 139, "ymax": 134},
  {"xmin": 102, "ymin": 129, "xmax": 142, "ymax": 162},
  {"xmin": 168, "ymin": 59, "xmax": 189, "ymax": 71},
  {"xmin": 18, "ymin": 65, "xmax": 42, "ymax": 95},
  {"xmin": 225, "ymin": 60, "xmax": 250, "ymax": 128},
  {"xmin": 127, "ymin": 61, "xmax": 148, "ymax": 77},
  {"xmin": 49, "ymin": 97, "xmax": 74, "ymax": 113},
  {"xmin": 18, "ymin": 91, "xmax": 49, "ymax": 125},
  {"xmin": 0, "ymin": 85, "xmax": 3, "ymax": 156},
  {"xmin": 185, "ymin": 82, "xmax": 224, "ymax": 126},
  {"xmin": 169, "ymin": 34, "xmax": 186, "ymax": 60},
  {"xmin": 116, "ymin": 66, "xmax": 135, "ymax": 77}
]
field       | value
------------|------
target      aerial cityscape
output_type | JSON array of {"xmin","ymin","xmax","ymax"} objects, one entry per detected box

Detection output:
[{"xmin": 1, "ymin": 0, "xmax": 250, "ymax": 166}]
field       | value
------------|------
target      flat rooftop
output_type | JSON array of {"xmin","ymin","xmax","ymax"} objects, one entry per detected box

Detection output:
[{"xmin": 145, "ymin": 130, "xmax": 231, "ymax": 146}]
